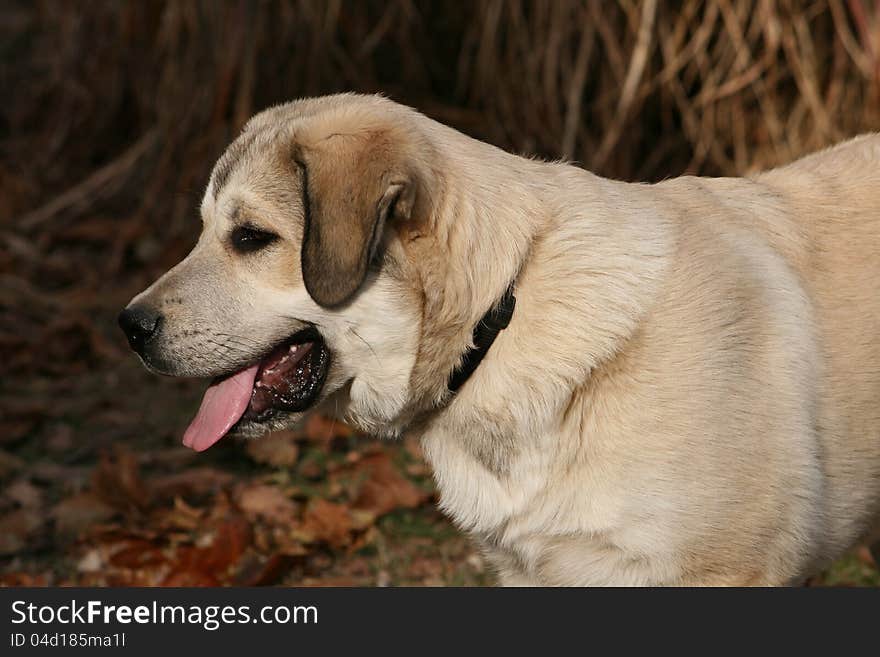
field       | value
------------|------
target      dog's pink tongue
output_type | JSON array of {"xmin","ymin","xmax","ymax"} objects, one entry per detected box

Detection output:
[{"xmin": 182, "ymin": 364, "xmax": 259, "ymax": 452}]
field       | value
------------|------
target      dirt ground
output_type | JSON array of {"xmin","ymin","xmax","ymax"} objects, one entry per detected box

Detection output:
[{"xmin": 2, "ymin": 320, "xmax": 488, "ymax": 586}]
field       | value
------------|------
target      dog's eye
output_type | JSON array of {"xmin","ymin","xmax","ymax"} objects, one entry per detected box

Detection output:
[{"xmin": 230, "ymin": 225, "xmax": 278, "ymax": 254}]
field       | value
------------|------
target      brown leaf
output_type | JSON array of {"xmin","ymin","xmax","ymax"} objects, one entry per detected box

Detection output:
[
  {"xmin": 351, "ymin": 453, "xmax": 429, "ymax": 516},
  {"xmin": 5, "ymin": 478, "xmax": 44, "ymax": 509},
  {"xmin": 149, "ymin": 466, "xmax": 234, "ymax": 502},
  {"xmin": 233, "ymin": 552, "xmax": 300, "ymax": 586},
  {"xmin": 153, "ymin": 496, "xmax": 204, "ymax": 532},
  {"xmin": 303, "ymin": 414, "xmax": 353, "ymax": 443},
  {"xmin": 0, "ymin": 508, "xmax": 44, "ymax": 555},
  {"xmin": 184, "ymin": 515, "xmax": 252, "ymax": 576},
  {"xmin": 0, "ymin": 572, "xmax": 50, "ymax": 586},
  {"xmin": 51, "ymin": 492, "xmax": 116, "ymax": 538},
  {"xmin": 300, "ymin": 499, "xmax": 352, "ymax": 548},
  {"xmin": 104, "ymin": 571, "xmax": 160, "ymax": 587},
  {"xmin": 92, "ymin": 446, "xmax": 150, "ymax": 511},
  {"xmin": 235, "ymin": 484, "xmax": 297, "ymax": 525},
  {"xmin": 77, "ymin": 548, "xmax": 106, "ymax": 573},
  {"xmin": 301, "ymin": 576, "xmax": 359, "ymax": 587},
  {"xmin": 109, "ymin": 539, "xmax": 167, "ymax": 569},
  {"xmin": 245, "ymin": 430, "xmax": 300, "ymax": 467},
  {"xmin": 160, "ymin": 569, "xmax": 221, "ymax": 587}
]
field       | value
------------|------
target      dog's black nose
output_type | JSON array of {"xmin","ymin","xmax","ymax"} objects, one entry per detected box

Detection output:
[{"xmin": 118, "ymin": 304, "xmax": 163, "ymax": 355}]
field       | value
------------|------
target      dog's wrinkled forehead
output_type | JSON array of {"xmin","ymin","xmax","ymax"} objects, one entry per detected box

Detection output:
[
  {"xmin": 204, "ymin": 94, "xmax": 381, "ymax": 214},
  {"xmin": 202, "ymin": 123, "xmax": 297, "ymax": 219},
  {"xmin": 210, "ymin": 129, "xmax": 262, "ymax": 201}
]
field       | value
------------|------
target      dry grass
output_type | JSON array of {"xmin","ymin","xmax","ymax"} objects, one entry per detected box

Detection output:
[{"xmin": 4, "ymin": 2, "xmax": 879, "ymax": 253}]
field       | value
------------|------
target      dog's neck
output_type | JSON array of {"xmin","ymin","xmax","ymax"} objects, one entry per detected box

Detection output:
[
  {"xmin": 402, "ymin": 147, "xmax": 675, "ymax": 486},
  {"xmin": 446, "ymin": 278, "xmax": 517, "ymax": 394},
  {"xmin": 399, "ymin": 140, "xmax": 546, "ymax": 423}
]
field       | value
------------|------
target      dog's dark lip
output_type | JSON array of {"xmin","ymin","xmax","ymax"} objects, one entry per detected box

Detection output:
[
  {"xmin": 228, "ymin": 326, "xmax": 331, "ymax": 431},
  {"xmin": 208, "ymin": 326, "xmax": 322, "ymax": 386}
]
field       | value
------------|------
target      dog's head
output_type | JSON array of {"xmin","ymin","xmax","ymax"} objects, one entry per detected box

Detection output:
[{"xmin": 119, "ymin": 95, "xmax": 447, "ymax": 450}]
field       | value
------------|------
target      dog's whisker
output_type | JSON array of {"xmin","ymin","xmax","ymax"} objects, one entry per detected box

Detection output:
[
  {"xmin": 350, "ymin": 328, "xmax": 381, "ymax": 368},
  {"xmin": 203, "ymin": 338, "xmax": 249, "ymax": 360},
  {"xmin": 215, "ymin": 332, "xmax": 261, "ymax": 346},
  {"xmin": 215, "ymin": 336, "xmax": 259, "ymax": 351}
]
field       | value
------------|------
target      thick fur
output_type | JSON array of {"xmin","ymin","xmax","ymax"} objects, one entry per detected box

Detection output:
[{"xmin": 128, "ymin": 94, "xmax": 880, "ymax": 586}]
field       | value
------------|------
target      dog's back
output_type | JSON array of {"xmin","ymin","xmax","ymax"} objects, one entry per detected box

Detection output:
[
  {"xmin": 760, "ymin": 135, "xmax": 880, "ymax": 548},
  {"xmin": 656, "ymin": 136, "xmax": 880, "ymax": 556}
]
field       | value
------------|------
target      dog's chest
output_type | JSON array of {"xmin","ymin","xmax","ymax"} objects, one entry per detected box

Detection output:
[
  {"xmin": 419, "ymin": 427, "xmax": 550, "ymax": 532},
  {"xmin": 424, "ymin": 429, "xmax": 617, "ymax": 530},
  {"xmin": 418, "ymin": 423, "xmax": 683, "ymax": 585}
]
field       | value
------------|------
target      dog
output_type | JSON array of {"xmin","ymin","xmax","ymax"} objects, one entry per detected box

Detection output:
[{"xmin": 119, "ymin": 93, "xmax": 880, "ymax": 586}]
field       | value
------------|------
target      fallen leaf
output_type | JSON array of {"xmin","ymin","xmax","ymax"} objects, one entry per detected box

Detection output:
[
  {"xmin": 245, "ymin": 430, "xmax": 300, "ymax": 467},
  {"xmin": 349, "ymin": 509, "xmax": 376, "ymax": 531},
  {"xmin": 235, "ymin": 484, "xmax": 297, "ymax": 525},
  {"xmin": 104, "ymin": 571, "xmax": 160, "ymax": 587},
  {"xmin": 52, "ymin": 492, "xmax": 116, "ymax": 538},
  {"xmin": 234, "ymin": 552, "xmax": 300, "ymax": 586},
  {"xmin": 303, "ymin": 414, "xmax": 353, "ymax": 443},
  {"xmin": 109, "ymin": 539, "xmax": 167, "ymax": 569},
  {"xmin": 77, "ymin": 548, "xmax": 105, "ymax": 573},
  {"xmin": 92, "ymin": 446, "xmax": 150, "ymax": 511},
  {"xmin": 5, "ymin": 478, "xmax": 44, "ymax": 509},
  {"xmin": 150, "ymin": 466, "xmax": 233, "ymax": 502},
  {"xmin": 0, "ymin": 508, "xmax": 44, "ymax": 555},
  {"xmin": 300, "ymin": 499, "xmax": 352, "ymax": 548},
  {"xmin": 0, "ymin": 572, "xmax": 50, "ymax": 586},
  {"xmin": 160, "ymin": 570, "xmax": 220, "ymax": 587},
  {"xmin": 153, "ymin": 496, "xmax": 204, "ymax": 532},
  {"xmin": 350, "ymin": 453, "xmax": 429, "ymax": 516},
  {"xmin": 184, "ymin": 514, "xmax": 252, "ymax": 575},
  {"xmin": 300, "ymin": 576, "xmax": 358, "ymax": 587}
]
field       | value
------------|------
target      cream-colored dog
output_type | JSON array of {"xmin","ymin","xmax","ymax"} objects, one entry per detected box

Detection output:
[{"xmin": 120, "ymin": 93, "xmax": 880, "ymax": 586}]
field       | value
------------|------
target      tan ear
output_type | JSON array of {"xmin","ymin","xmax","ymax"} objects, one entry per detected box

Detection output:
[{"xmin": 295, "ymin": 131, "xmax": 416, "ymax": 308}]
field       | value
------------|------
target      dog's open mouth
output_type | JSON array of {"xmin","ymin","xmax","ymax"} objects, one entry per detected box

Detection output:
[{"xmin": 182, "ymin": 328, "xmax": 330, "ymax": 452}]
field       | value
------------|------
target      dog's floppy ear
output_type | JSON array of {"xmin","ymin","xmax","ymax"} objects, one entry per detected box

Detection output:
[{"xmin": 294, "ymin": 130, "xmax": 417, "ymax": 308}]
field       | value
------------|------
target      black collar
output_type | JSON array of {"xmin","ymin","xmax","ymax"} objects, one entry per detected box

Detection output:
[{"xmin": 447, "ymin": 281, "xmax": 517, "ymax": 393}]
